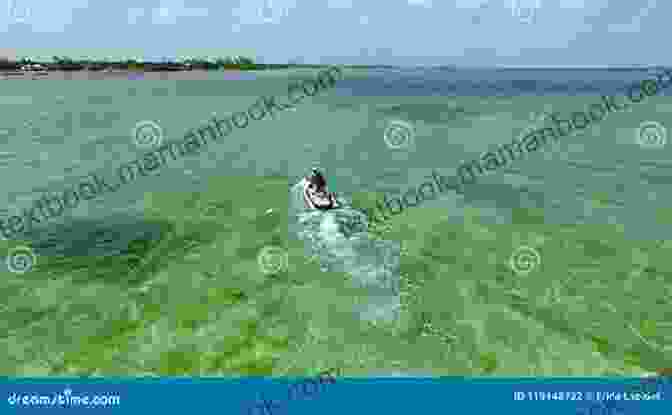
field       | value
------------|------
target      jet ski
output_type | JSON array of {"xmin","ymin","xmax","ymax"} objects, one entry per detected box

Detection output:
[
  {"xmin": 304, "ymin": 185, "xmax": 338, "ymax": 210},
  {"xmin": 303, "ymin": 168, "xmax": 339, "ymax": 211}
]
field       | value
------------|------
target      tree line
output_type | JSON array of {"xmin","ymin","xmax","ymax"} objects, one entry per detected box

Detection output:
[{"xmin": 0, "ymin": 56, "xmax": 295, "ymax": 71}]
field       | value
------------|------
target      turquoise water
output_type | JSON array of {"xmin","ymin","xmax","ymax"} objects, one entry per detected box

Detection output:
[
  {"xmin": 2, "ymin": 67, "xmax": 672, "ymax": 253},
  {"xmin": 1, "ymin": 68, "xmax": 671, "ymax": 376}
]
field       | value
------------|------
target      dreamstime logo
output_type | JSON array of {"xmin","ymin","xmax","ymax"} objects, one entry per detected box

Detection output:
[
  {"xmin": 7, "ymin": 0, "xmax": 30, "ymax": 23},
  {"xmin": 509, "ymin": 245, "xmax": 541, "ymax": 275},
  {"xmin": 5, "ymin": 245, "xmax": 37, "ymax": 274},
  {"xmin": 636, "ymin": 120, "xmax": 667, "ymax": 149},
  {"xmin": 510, "ymin": 0, "xmax": 540, "ymax": 23},
  {"xmin": 257, "ymin": 246, "xmax": 288, "ymax": 275},
  {"xmin": 383, "ymin": 120, "xmax": 415, "ymax": 150},
  {"xmin": 132, "ymin": 120, "xmax": 164, "ymax": 149}
]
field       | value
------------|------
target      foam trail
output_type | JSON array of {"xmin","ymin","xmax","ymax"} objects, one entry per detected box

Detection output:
[{"xmin": 290, "ymin": 180, "xmax": 402, "ymax": 325}]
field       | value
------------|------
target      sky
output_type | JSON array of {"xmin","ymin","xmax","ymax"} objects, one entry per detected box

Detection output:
[{"xmin": 0, "ymin": 0, "xmax": 667, "ymax": 66}]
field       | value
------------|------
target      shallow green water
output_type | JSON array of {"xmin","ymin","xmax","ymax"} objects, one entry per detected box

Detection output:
[{"xmin": 1, "ymin": 70, "xmax": 671, "ymax": 376}]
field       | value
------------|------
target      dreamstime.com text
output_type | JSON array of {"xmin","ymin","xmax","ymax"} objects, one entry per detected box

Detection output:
[{"xmin": 7, "ymin": 388, "xmax": 121, "ymax": 407}]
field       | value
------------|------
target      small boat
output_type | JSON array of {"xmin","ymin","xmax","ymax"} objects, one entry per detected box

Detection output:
[
  {"xmin": 21, "ymin": 64, "xmax": 48, "ymax": 74},
  {"xmin": 304, "ymin": 186, "xmax": 337, "ymax": 210},
  {"xmin": 303, "ymin": 168, "xmax": 339, "ymax": 211}
]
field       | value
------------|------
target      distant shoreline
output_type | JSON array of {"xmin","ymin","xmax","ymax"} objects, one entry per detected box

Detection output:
[
  {"xmin": 3, "ymin": 65, "xmax": 668, "ymax": 81},
  {"xmin": 0, "ymin": 69, "xmax": 269, "ymax": 80},
  {"xmin": 0, "ymin": 67, "xmax": 350, "ymax": 80},
  {"xmin": 1, "ymin": 62, "xmax": 667, "ymax": 73}
]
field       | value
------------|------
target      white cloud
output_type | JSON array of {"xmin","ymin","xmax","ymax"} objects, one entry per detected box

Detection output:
[
  {"xmin": 127, "ymin": 7, "xmax": 145, "ymax": 25},
  {"xmin": 152, "ymin": 7, "xmax": 176, "ymax": 25},
  {"xmin": 407, "ymin": 0, "xmax": 433, "ymax": 6},
  {"xmin": 453, "ymin": 0, "xmax": 488, "ymax": 9},
  {"xmin": 2, "ymin": 0, "xmax": 89, "ymax": 33},
  {"xmin": 150, "ymin": 0, "xmax": 209, "ymax": 25},
  {"xmin": 557, "ymin": 0, "xmax": 586, "ymax": 9},
  {"xmin": 7, "ymin": 0, "xmax": 32, "ymax": 23},
  {"xmin": 233, "ymin": 0, "xmax": 294, "ymax": 25},
  {"xmin": 327, "ymin": 0, "xmax": 353, "ymax": 8}
]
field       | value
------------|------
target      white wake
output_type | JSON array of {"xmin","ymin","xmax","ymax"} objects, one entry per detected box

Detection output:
[{"xmin": 290, "ymin": 179, "xmax": 402, "ymax": 325}]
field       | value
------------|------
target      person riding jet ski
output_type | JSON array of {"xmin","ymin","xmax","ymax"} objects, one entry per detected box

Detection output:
[{"xmin": 303, "ymin": 168, "xmax": 339, "ymax": 210}]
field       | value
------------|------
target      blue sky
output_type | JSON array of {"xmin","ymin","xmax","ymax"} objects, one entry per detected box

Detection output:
[{"xmin": 0, "ymin": 0, "xmax": 667, "ymax": 66}]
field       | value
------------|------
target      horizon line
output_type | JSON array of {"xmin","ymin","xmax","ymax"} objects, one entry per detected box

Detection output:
[{"xmin": 2, "ymin": 58, "xmax": 669, "ymax": 70}]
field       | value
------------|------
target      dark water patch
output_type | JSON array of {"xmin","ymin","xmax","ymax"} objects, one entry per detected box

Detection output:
[
  {"xmin": 24, "ymin": 216, "xmax": 169, "ymax": 259},
  {"xmin": 24, "ymin": 112, "xmax": 74, "ymax": 140},
  {"xmin": 87, "ymin": 95, "xmax": 115, "ymax": 105},
  {"xmin": 565, "ymin": 160, "xmax": 622, "ymax": 174},
  {"xmin": 375, "ymin": 169, "xmax": 404, "ymax": 181},
  {"xmin": 459, "ymin": 179, "xmax": 549, "ymax": 212},
  {"xmin": 0, "ymin": 306, "xmax": 59, "ymax": 337},
  {"xmin": 175, "ymin": 80, "xmax": 258, "ymax": 97},
  {"xmin": 23, "ymin": 159, "xmax": 42, "ymax": 168},
  {"xmin": 640, "ymin": 172, "xmax": 672, "ymax": 186},
  {"xmin": 78, "ymin": 111, "xmax": 123, "ymax": 129},
  {"xmin": 575, "ymin": 238, "xmax": 620, "ymax": 259},
  {"xmin": 151, "ymin": 87, "xmax": 171, "ymax": 97},
  {"xmin": 0, "ymin": 127, "xmax": 19, "ymax": 143},
  {"xmin": 62, "ymin": 163, "xmax": 83, "ymax": 174},
  {"xmin": 375, "ymin": 103, "xmax": 480, "ymax": 124},
  {"xmin": 18, "ymin": 215, "xmax": 223, "ymax": 288},
  {"xmin": 516, "ymin": 186, "xmax": 549, "ymax": 209},
  {"xmin": 0, "ymin": 154, "xmax": 18, "ymax": 165},
  {"xmin": 327, "ymin": 102, "xmax": 362, "ymax": 111},
  {"xmin": 500, "ymin": 168, "xmax": 548, "ymax": 182},
  {"xmin": 371, "ymin": 186, "xmax": 405, "ymax": 196},
  {"xmin": 334, "ymin": 67, "xmax": 672, "ymax": 97},
  {"xmin": 580, "ymin": 190, "xmax": 628, "ymax": 209},
  {"xmin": 639, "ymin": 160, "xmax": 672, "ymax": 170},
  {"xmin": 52, "ymin": 112, "xmax": 75, "ymax": 138}
]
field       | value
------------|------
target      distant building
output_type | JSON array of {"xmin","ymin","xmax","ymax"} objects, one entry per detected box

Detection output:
[{"xmin": 20, "ymin": 63, "xmax": 47, "ymax": 72}]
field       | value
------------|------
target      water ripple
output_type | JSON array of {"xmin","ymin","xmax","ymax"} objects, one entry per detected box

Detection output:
[{"xmin": 290, "ymin": 181, "xmax": 402, "ymax": 326}]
